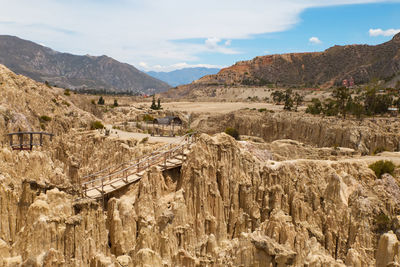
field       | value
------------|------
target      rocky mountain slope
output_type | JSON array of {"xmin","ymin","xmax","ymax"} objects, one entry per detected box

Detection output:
[
  {"xmin": 147, "ymin": 67, "xmax": 220, "ymax": 87},
  {"xmin": 165, "ymin": 33, "xmax": 400, "ymax": 98},
  {"xmin": 0, "ymin": 35, "xmax": 169, "ymax": 94}
]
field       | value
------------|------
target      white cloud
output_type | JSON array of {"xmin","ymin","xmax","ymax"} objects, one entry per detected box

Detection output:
[
  {"xmin": 369, "ymin": 28, "xmax": 400, "ymax": 37},
  {"xmin": 0, "ymin": 0, "xmax": 398, "ymax": 70},
  {"xmin": 309, "ymin": 36, "xmax": 322, "ymax": 44}
]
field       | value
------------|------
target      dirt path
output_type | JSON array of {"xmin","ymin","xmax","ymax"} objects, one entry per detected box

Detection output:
[{"xmin": 134, "ymin": 101, "xmax": 290, "ymax": 113}]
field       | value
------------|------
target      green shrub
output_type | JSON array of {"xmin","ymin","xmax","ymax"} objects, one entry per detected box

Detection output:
[
  {"xmin": 62, "ymin": 101, "xmax": 70, "ymax": 107},
  {"xmin": 39, "ymin": 115, "xmax": 52, "ymax": 122},
  {"xmin": 90, "ymin": 121, "xmax": 104, "ymax": 130},
  {"xmin": 373, "ymin": 147, "xmax": 387, "ymax": 155},
  {"xmin": 258, "ymin": 108, "xmax": 267, "ymax": 112},
  {"xmin": 64, "ymin": 89, "xmax": 71, "ymax": 96},
  {"xmin": 225, "ymin": 127, "xmax": 240, "ymax": 140},
  {"xmin": 143, "ymin": 114, "xmax": 154, "ymax": 122},
  {"xmin": 91, "ymin": 99, "xmax": 96, "ymax": 105},
  {"xmin": 44, "ymin": 81, "xmax": 52, "ymax": 88},
  {"xmin": 113, "ymin": 99, "xmax": 118, "ymax": 107},
  {"xmin": 140, "ymin": 137, "xmax": 149, "ymax": 144},
  {"xmin": 369, "ymin": 160, "xmax": 395, "ymax": 178},
  {"xmin": 306, "ymin": 98, "xmax": 323, "ymax": 115}
]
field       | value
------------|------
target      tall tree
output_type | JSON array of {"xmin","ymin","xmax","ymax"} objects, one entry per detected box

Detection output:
[
  {"xmin": 150, "ymin": 95, "xmax": 157, "ymax": 110},
  {"xmin": 332, "ymin": 87, "xmax": 351, "ymax": 118}
]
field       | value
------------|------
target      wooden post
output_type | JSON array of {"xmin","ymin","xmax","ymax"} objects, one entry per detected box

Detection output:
[
  {"xmin": 19, "ymin": 133, "xmax": 23, "ymax": 150},
  {"xmin": 29, "ymin": 133, "xmax": 33, "ymax": 151},
  {"xmin": 40, "ymin": 133, "xmax": 43, "ymax": 146},
  {"xmin": 101, "ymin": 179, "xmax": 105, "ymax": 206},
  {"xmin": 9, "ymin": 134, "xmax": 12, "ymax": 147}
]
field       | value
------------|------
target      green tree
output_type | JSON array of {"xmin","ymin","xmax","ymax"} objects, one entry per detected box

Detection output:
[
  {"xmin": 347, "ymin": 95, "xmax": 364, "ymax": 119},
  {"xmin": 150, "ymin": 95, "xmax": 158, "ymax": 110},
  {"xmin": 322, "ymin": 98, "xmax": 339, "ymax": 116},
  {"xmin": 293, "ymin": 92, "xmax": 304, "ymax": 111},
  {"xmin": 271, "ymin": 91, "xmax": 284, "ymax": 104},
  {"xmin": 332, "ymin": 87, "xmax": 351, "ymax": 118},
  {"xmin": 157, "ymin": 98, "xmax": 161, "ymax": 109},
  {"xmin": 283, "ymin": 89, "xmax": 293, "ymax": 111},
  {"xmin": 97, "ymin": 96, "xmax": 105, "ymax": 105},
  {"xmin": 363, "ymin": 86, "xmax": 392, "ymax": 115}
]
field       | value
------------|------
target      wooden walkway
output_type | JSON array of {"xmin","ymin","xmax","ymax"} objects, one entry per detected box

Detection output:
[{"xmin": 80, "ymin": 133, "xmax": 196, "ymax": 199}]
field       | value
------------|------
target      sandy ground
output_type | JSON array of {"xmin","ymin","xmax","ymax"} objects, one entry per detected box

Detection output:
[
  {"xmin": 346, "ymin": 152, "xmax": 400, "ymax": 165},
  {"xmin": 103, "ymin": 124, "xmax": 182, "ymax": 144},
  {"xmin": 133, "ymin": 101, "xmax": 299, "ymax": 113}
]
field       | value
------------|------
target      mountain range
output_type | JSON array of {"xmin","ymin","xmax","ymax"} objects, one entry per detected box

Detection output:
[
  {"xmin": 0, "ymin": 35, "xmax": 169, "ymax": 94},
  {"xmin": 146, "ymin": 67, "xmax": 220, "ymax": 87},
  {"xmin": 165, "ymin": 32, "xmax": 400, "ymax": 97}
]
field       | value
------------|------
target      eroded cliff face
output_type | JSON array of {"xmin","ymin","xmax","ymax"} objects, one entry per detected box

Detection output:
[
  {"xmin": 191, "ymin": 110, "xmax": 400, "ymax": 154},
  {"xmin": 1, "ymin": 133, "xmax": 399, "ymax": 265}
]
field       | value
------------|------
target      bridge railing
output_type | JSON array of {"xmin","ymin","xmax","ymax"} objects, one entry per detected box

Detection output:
[
  {"xmin": 81, "ymin": 132, "xmax": 197, "ymax": 197},
  {"xmin": 80, "ymin": 132, "xmax": 195, "ymax": 184}
]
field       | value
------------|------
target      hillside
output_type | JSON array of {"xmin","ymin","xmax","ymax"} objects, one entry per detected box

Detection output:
[
  {"xmin": 147, "ymin": 67, "xmax": 220, "ymax": 87},
  {"xmin": 165, "ymin": 33, "xmax": 400, "ymax": 98},
  {"xmin": 0, "ymin": 35, "xmax": 170, "ymax": 94}
]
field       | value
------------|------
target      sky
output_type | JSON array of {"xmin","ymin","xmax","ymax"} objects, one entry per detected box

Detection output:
[{"xmin": 0, "ymin": 0, "xmax": 399, "ymax": 72}]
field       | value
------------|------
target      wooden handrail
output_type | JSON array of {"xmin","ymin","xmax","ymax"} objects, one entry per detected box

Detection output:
[
  {"xmin": 81, "ymin": 132, "xmax": 197, "ymax": 197},
  {"xmin": 81, "ymin": 132, "xmax": 194, "ymax": 181}
]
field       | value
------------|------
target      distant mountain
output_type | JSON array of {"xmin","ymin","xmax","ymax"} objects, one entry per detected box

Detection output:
[
  {"xmin": 147, "ymin": 67, "xmax": 220, "ymax": 87},
  {"xmin": 165, "ymin": 33, "xmax": 400, "ymax": 98},
  {"xmin": 0, "ymin": 35, "xmax": 170, "ymax": 94}
]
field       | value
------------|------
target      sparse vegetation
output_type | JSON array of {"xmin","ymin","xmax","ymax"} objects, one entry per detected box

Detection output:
[
  {"xmin": 113, "ymin": 99, "xmax": 119, "ymax": 107},
  {"xmin": 372, "ymin": 147, "xmax": 387, "ymax": 155},
  {"xmin": 306, "ymin": 83, "xmax": 396, "ymax": 118},
  {"xmin": 64, "ymin": 89, "xmax": 71, "ymax": 96},
  {"xmin": 39, "ymin": 115, "xmax": 52, "ymax": 122},
  {"xmin": 44, "ymin": 81, "xmax": 51, "ymax": 88},
  {"xmin": 225, "ymin": 127, "xmax": 240, "ymax": 140},
  {"xmin": 306, "ymin": 98, "xmax": 323, "ymax": 115},
  {"xmin": 369, "ymin": 160, "xmax": 395, "ymax": 178},
  {"xmin": 258, "ymin": 108, "xmax": 267, "ymax": 112},
  {"xmin": 140, "ymin": 137, "xmax": 149, "ymax": 144},
  {"xmin": 143, "ymin": 114, "xmax": 154, "ymax": 122},
  {"xmin": 90, "ymin": 120, "xmax": 104, "ymax": 130},
  {"xmin": 62, "ymin": 101, "xmax": 70, "ymax": 107}
]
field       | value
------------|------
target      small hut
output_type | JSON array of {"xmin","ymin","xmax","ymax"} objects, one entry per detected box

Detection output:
[
  {"xmin": 150, "ymin": 116, "xmax": 183, "ymax": 137},
  {"xmin": 388, "ymin": 107, "xmax": 399, "ymax": 117}
]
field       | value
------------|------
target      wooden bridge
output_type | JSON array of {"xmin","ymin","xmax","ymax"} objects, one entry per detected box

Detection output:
[
  {"xmin": 80, "ymin": 133, "xmax": 196, "ymax": 199},
  {"xmin": 7, "ymin": 131, "xmax": 54, "ymax": 151}
]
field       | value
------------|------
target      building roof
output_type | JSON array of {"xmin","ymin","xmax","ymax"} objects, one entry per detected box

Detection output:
[{"xmin": 153, "ymin": 116, "xmax": 182, "ymax": 125}]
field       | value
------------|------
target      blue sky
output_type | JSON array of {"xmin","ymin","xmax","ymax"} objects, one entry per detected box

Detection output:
[{"xmin": 0, "ymin": 0, "xmax": 399, "ymax": 71}]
